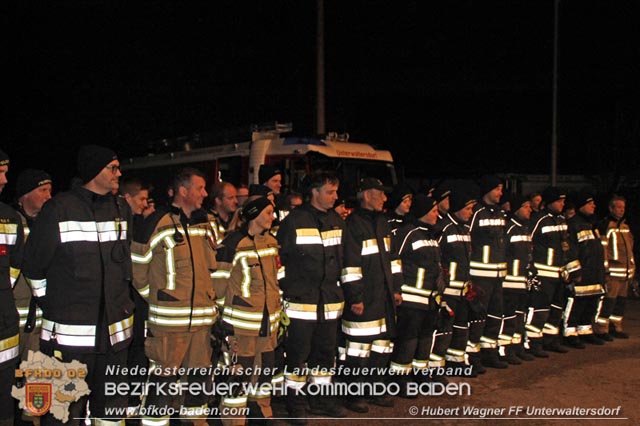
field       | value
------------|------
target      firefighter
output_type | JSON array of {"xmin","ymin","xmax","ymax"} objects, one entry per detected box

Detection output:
[
  {"xmin": 0, "ymin": 149, "xmax": 25, "ymax": 426},
  {"xmin": 385, "ymin": 183, "xmax": 414, "ymax": 239},
  {"xmin": 340, "ymin": 177, "xmax": 402, "ymax": 412},
  {"xmin": 12, "ymin": 169, "xmax": 53, "ymax": 426},
  {"xmin": 213, "ymin": 196, "xmax": 281, "ymax": 425},
  {"xmin": 390, "ymin": 195, "xmax": 448, "ymax": 394},
  {"xmin": 468, "ymin": 175, "xmax": 509, "ymax": 369},
  {"xmin": 438, "ymin": 184, "xmax": 481, "ymax": 376},
  {"xmin": 209, "ymin": 181, "xmax": 239, "ymax": 244},
  {"xmin": 528, "ymin": 187, "xmax": 579, "ymax": 355},
  {"xmin": 564, "ymin": 191, "xmax": 606, "ymax": 348},
  {"xmin": 23, "ymin": 145, "xmax": 133, "ymax": 426},
  {"xmin": 12, "ymin": 169, "xmax": 52, "ymax": 361},
  {"xmin": 596, "ymin": 195, "xmax": 635, "ymax": 339},
  {"xmin": 131, "ymin": 168, "xmax": 218, "ymax": 426},
  {"xmin": 277, "ymin": 172, "xmax": 347, "ymax": 423},
  {"xmin": 501, "ymin": 194, "xmax": 536, "ymax": 363}
]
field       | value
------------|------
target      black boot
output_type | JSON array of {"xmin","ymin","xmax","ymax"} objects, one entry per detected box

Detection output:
[
  {"xmin": 581, "ymin": 334, "xmax": 605, "ymax": 345},
  {"xmin": 308, "ymin": 395, "xmax": 347, "ymax": 417},
  {"xmin": 502, "ymin": 346, "xmax": 523, "ymax": 365},
  {"xmin": 564, "ymin": 335, "xmax": 585, "ymax": 349},
  {"xmin": 468, "ymin": 353, "xmax": 487, "ymax": 374},
  {"xmin": 481, "ymin": 348, "xmax": 508, "ymax": 369},
  {"xmin": 512, "ymin": 344, "xmax": 535, "ymax": 361},
  {"xmin": 286, "ymin": 393, "xmax": 308, "ymax": 425}
]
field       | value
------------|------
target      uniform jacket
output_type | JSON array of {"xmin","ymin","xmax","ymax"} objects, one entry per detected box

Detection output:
[
  {"xmin": 530, "ymin": 209, "xmax": 580, "ymax": 281},
  {"xmin": 13, "ymin": 208, "xmax": 42, "ymax": 332},
  {"xmin": 131, "ymin": 206, "xmax": 218, "ymax": 333},
  {"xmin": 599, "ymin": 215, "xmax": 635, "ymax": 281},
  {"xmin": 504, "ymin": 215, "xmax": 532, "ymax": 291},
  {"xmin": 468, "ymin": 202, "xmax": 508, "ymax": 279},
  {"xmin": 340, "ymin": 207, "xmax": 402, "ymax": 337},
  {"xmin": 0, "ymin": 202, "xmax": 23, "ymax": 368},
  {"xmin": 277, "ymin": 204, "xmax": 345, "ymax": 321},
  {"xmin": 438, "ymin": 212, "xmax": 472, "ymax": 297},
  {"xmin": 397, "ymin": 222, "xmax": 442, "ymax": 310},
  {"xmin": 568, "ymin": 212, "xmax": 606, "ymax": 296},
  {"xmin": 213, "ymin": 228, "xmax": 281, "ymax": 337},
  {"xmin": 22, "ymin": 187, "xmax": 133, "ymax": 353}
]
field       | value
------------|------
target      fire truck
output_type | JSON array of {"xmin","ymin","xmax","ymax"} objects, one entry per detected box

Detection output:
[{"xmin": 121, "ymin": 122, "xmax": 397, "ymax": 206}]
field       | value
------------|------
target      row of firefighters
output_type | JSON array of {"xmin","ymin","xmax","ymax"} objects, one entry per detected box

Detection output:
[{"xmin": 0, "ymin": 145, "xmax": 636, "ymax": 426}]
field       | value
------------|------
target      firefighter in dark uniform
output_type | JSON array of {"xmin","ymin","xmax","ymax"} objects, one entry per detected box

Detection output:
[
  {"xmin": 340, "ymin": 177, "xmax": 402, "ymax": 413},
  {"xmin": 468, "ymin": 175, "xmax": 509, "ymax": 369},
  {"xmin": 12, "ymin": 169, "xmax": 52, "ymax": 360},
  {"xmin": 528, "ymin": 187, "xmax": 579, "ymax": 355},
  {"xmin": 386, "ymin": 183, "xmax": 414, "ymax": 238},
  {"xmin": 12, "ymin": 169, "xmax": 52, "ymax": 426},
  {"xmin": 390, "ymin": 195, "xmax": 448, "ymax": 393},
  {"xmin": 564, "ymin": 191, "xmax": 606, "ymax": 347},
  {"xmin": 23, "ymin": 145, "xmax": 134, "ymax": 426},
  {"xmin": 501, "ymin": 194, "xmax": 536, "ymax": 363},
  {"xmin": 0, "ymin": 149, "xmax": 25, "ymax": 426},
  {"xmin": 438, "ymin": 185, "xmax": 479, "ymax": 375},
  {"xmin": 277, "ymin": 172, "xmax": 347, "ymax": 424}
]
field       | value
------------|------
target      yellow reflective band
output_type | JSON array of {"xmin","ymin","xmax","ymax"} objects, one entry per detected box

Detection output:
[
  {"xmin": 321, "ymin": 229, "xmax": 342, "ymax": 247},
  {"xmin": 565, "ymin": 260, "xmax": 581, "ymax": 273},
  {"xmin": 342, "ymin": 318, "xmax": 386, "ymax": 337},
  {"xmin": 109, "ymin": 315, "xmax": 133, "ymax": 335},
  {"xmin": 361, "ymin": 239, "xmax": 379, "ymax": 255},
  {"xmin": 412, "ymin": 239, "xmax": 438, "ymax": 251},
  {"xmin": 510, "ymin": 235, "xmax": 531, "ymax": 243},
  {"xmin": 138, "ymin": 285, "xmax": 150, "ymax": 298},
  {"xmin": 341, "ymin": 266, "xmax": 363, "ymax": 283},
  {"xmin": 0, "ymin": 223, "xmax": 18, "ymax": 234},
  {"xmin": 41, "ymin": 320, "xmax": 96, "ymax": 346},
  {"xmin": 149, "ymin": 305, "xmax": 217, "ymax": 316},
  {"xmin": 296, "ymin": 228, "xmax": 322, "ymax": 245},
  {"xmin": 449, "ymin": 262, "xmax": 458, "ymax": 281},
  {"xmin": 577, "ymin": 229, "xmax": 596, "ymax": 242},
  {"xmin": 391, "ymin": 259, "xmax": 402, "ymax": 274},
  {"xmin": 469, "ymin": 261, "xmax": 508, "ymax": 270},
  {"xmin": 141, "ymin": 418, "xmax": 170, "ymax": 426},
  {"xmin": 240, "ymin": 256, "xmax": 251, "ymax": 298},
  {"xmin": 221, "ymin": 396, "xmax": 247, "ymax": 408},
  {"xmin": 371, "ymin": 339, "xmax": 393, "ymax": 354},
  {"xmin": 547, "ymin": 248, "xmax": 554, "ymax": 266},
  {"xmin": 389, "ymin": 361, "xmax": 412, "ymax": 373},
  {"xmin": 165, "ymin": 246, "xmax": 176, "ymax": 290},
  {"xmin": 211, "ymin": 269, "xmax": 231, "ymax": 279},
  {"xmin": 27, "ymin": 277, "xmax": 47, "ymax": 297},
  {"xmin": 402, "ymin": 285, "xmax": 434, "ymax": 297},
  {"xmin": 343, "ymin": 341, "xmax": 372, "ymax": 358}
]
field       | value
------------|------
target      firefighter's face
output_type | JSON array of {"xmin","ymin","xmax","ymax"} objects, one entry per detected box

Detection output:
[
  {"xmin": 396, "ymin": 195, "xmax": 412, "ymax": 216},
  {"xmin": 0, "ymin": 165, "xmax": 8, "ymax": 193},
  {"xmin": 419, "ymin": 205, "xmax": 439, "ymax": 225},
  {"xmin": 515, "ymin": 201, "xmax": 532, "ymax": 221},
  {"xmin": 485, "ymin": 185, "xmax": 503, "ymax": 205},
  {"xmin": 125, "ymin": 189, "xmax": 149, "ymax": 215},
  {"xmin": 609, "ymin": 200, "xmax": 625, "ymax": 220},
  {"xmin": 94, "ymin": 160, "xmax": 121, "ymax": 194},
  {"xmin": 217, "ymin": 184, "xmax": 238, "ymax": 215},
  {"xmin": 363, "ymin": 188, "xmax": 387, "ymax": 212},
  {"xmin": 253, "ymin": 203, "xmax": 274, "ymax": 232},
  {"xmin": 265, "ymin": 174, "xmax": 282, "ymax": 194},
  {"xmin": 184, "ymin": 175, "xmax": 208, "ymax": 211},
  {"xmin": 455, "ymin": 202, "xmax": 476, "ymax": 222},
  {"xmin": 21, "ymin": 183, "xmax": 53, "ymax": 216},
  {"xmin": 580, "ymin": 200, "xmax": 596, "ymax": 216},
  {"xmin": 548, "ymin": 198, "xmax": 565, "ymax": 214},
  {"xmin": 312, "ymin": 182, "xmax": 339, "ymax": 212},
  {"xmin": 438, "ymin": 197, "xmax": 450, "ymax": 214}
]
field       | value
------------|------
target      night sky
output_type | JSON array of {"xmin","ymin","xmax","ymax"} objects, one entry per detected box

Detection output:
[{"xmin": 5, "ymin": 0, "xmax": 640, "ymax": 195}]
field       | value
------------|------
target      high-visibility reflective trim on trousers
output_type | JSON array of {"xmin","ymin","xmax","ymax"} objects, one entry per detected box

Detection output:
[
  {"xmin": 511, "ymin": 333, "xmax": 523, "ymax": 344},
  {"xmin": 142, "ymin": 418, "xmax": 170, "ymax": 426},
  {"xmin": 309, "ymin": 373, "xmax": 332, "ymax": 384},
  {"xmin": 498, "ymin": 334, "xmax": 512, "ymax": 346},
  {"xmin": 338, "ymin": 341, "xmax": 372, "ymax": 360},
  {"xmin": 479, "ymin": 336, "xmax": 497, "ymax": 349},
  {"xmin": 577, "ymin": 325, "xmax": 593, "ymax": 335},
  {"xmin": 371, "ymin": 339, "xmax": 393, "ymax": 354},
  {"xmin": 221, "ymin": 395, "xmax": 247, "ymax": 409},
  {"xmin": 465, "ymin": 341, "xmax": 480, "ymax": 353},
  {"xmin": 94, "ymin": 419, "xmax": 125, "ymax": 426},
  {"xmin": 389, "ymin": 361, "xmax": 412, "ymax": 374},
  {"xmin": 610, "ymin": 315, "xmax": 623, "ymax": 324},
  {"xmin": 0, "ymin": 334, "xmax": 19, "ymax": 364},
  {"xmin": 341, "ymin": 318, "xmax": 386, "ymax": 337},
  {"xmin": 543, "ymin": 323, "xmax": 560, "ymax": 335},
  {"xmin": 428, "ymin": 353, "xmax": 445, "ymax": 368},
  {"xmin": 525, "ymin": 324, "xmax": 543, "ymax": 338},
  {"xmin": 284, "ymin": 373, "xmax": 307, "ymax": 390},
  {"xmin": 563, "ymin": 326, "xmax": 578, "ymax": 337},
  {"xmin": 445, "ymin": 348, "xmax": 467, "ymax": 363},
  {"xmin": 285, "ymin": 302, "xmax": 344, "ymax": 321}
]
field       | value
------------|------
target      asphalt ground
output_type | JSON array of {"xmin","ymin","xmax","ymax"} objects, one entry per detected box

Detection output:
[{"xmin": 268, "ymin": 297, "xmax": 640, "ymax": 425}]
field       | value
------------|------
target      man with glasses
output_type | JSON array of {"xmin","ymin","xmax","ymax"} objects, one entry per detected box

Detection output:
[{"xmin": 23, "ymin": 145, "xmax": 134, "ymax": 426}]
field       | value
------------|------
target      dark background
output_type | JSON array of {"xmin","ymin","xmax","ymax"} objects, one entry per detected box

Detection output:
[{"xmin": 4, "ymin": 0, "xmax": 640, "ymax": 195}]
